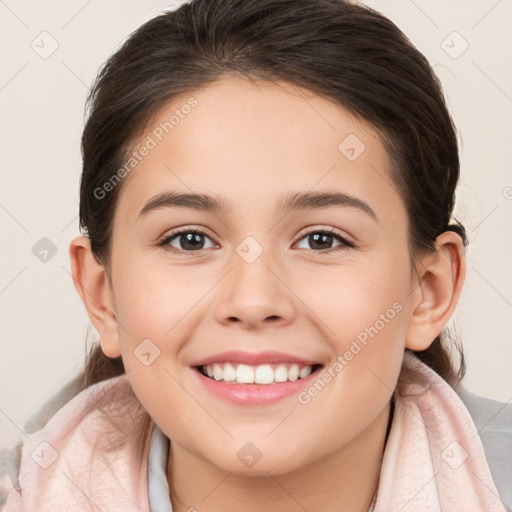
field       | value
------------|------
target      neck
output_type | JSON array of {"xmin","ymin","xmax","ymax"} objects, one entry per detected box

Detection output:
[{"xmin": 167, "ymin": 400, "xmax": 392, "ymax": 512}]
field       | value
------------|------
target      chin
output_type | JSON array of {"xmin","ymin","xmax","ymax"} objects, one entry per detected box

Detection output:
[{"xmin": 204, "ymin": 445, "xmax": 306, "ymax": 477}]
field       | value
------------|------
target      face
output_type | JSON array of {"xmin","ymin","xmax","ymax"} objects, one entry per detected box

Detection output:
[{"xmin": 106, "ymin": 76, "xmax": 416, "ymax": 475}]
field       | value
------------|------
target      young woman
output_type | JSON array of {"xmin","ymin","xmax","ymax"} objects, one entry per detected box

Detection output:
[{"xmin": 1, "ymin": 0, "xmax": 510, "ymax": 510}]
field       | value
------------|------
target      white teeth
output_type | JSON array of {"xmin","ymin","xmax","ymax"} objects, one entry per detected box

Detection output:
[
  {"xmin": 255, "ymin": 365, "xmax": 274, "ymax": 384},
  {"xmin": 213, "ymin": 363, "xmax": 223, "ymax": 381},
  {"xmin": 222, "ymin": 363, "xmax": 236, "ymax": 381},
  {"xmin": 236, "ymin": 364, "xmax": 255, "ymax": 384},
  {"xmin": 274, "ymin": 365, "xmax": 288, "ymax": 383},
  {"xmin": 299, "ymin": 366, "xmax": 312, "ymax": 379},
  {"xmin": 288, "ymin": 364, "xmax": 300, "ymax": 382},
  {"xmin": 201, "ymin": 362, "xmax": 316, "ymax": 384}
]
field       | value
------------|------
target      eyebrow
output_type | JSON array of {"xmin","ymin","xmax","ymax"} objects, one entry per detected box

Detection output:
[{"xmin": 138, "ymin": 190, "xmax": 377, "ymax": 221}]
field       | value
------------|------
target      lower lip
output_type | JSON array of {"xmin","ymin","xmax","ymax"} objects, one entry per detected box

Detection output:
[{"xmin": 192, "ymin": 367, "xmax": 322, "ymax": 405}]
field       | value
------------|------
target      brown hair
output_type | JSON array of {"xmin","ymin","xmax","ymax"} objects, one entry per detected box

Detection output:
[{"xmin": 74, "ymin": 0, "xmax": 467, "ymax": 393}]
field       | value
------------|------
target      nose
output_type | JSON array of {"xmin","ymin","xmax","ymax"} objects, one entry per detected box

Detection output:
[{"xmin": 214, "ymin": 250, "xmax": 296, "ymax": 330}]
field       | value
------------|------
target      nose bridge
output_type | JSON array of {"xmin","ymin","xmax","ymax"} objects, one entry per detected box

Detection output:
[{"xmin": 214, "ymin": 236, "xmax": 295, "ymax": 327}]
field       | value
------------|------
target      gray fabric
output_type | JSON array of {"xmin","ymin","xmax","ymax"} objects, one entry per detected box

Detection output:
[
  {"xmin": 0, "ymin": 443, "xmax": 22, "ymax": 509},
  {"xmin": 21, "ymin": 374, "xmax": 84, "ymax": 437},
  {"xmin": 456, "ymin": 386, "xmax": 512, "ymax": 512},
  {"xmin": 0, "ymin": 374, "xmax": 84, "ymax": 509}
]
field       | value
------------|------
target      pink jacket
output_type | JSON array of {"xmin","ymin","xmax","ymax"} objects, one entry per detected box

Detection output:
[{"xmin": 0, "ymin": 353, "xmax": 508, "ymax": 511}]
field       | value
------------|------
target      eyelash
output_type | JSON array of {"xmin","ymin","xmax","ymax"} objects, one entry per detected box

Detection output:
[{"xmin": 157, "ymin": 227, "xmax": 355, "ymax": 254}]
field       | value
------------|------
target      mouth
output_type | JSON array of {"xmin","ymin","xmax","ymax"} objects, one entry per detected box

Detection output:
[{"xmin": 193, "ymin": 362, "xmax": 324, "ymax": 385}]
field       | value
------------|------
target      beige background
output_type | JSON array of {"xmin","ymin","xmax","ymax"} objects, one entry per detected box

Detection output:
[{"xmin": 1, "ymin": 0, "xmax": 511, "ymax": 451}]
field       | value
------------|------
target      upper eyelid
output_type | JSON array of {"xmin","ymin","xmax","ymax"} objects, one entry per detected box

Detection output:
[{"xmin": 295, "ymin": 225, "xmax": 352, "ymax": 241}]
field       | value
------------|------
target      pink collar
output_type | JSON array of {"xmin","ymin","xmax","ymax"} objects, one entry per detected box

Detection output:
[
  {"xmin": 375, "ymin": 352, "xmax": 505, "ymax": 511},
  {"xmin": 3, "ymin": 353, "xmax": 506, "ymax": 511}
]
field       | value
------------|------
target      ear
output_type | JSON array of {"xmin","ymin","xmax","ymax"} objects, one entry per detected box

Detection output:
[
  {"xmin": 69, "ymin": 236, "xmax": 121, "ymax": 358},
  {"xmin": 405, "ymin": 231, "xmax": 466, "ymax": 351}
]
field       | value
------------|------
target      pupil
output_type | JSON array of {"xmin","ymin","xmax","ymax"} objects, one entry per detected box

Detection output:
[
  {"xmin": 309, "ymin": 233, "xmax": 332, "ymax": 250},
  {"xmin": 181, "ymin": 232, "xmax": 204, "ymax": 250}
]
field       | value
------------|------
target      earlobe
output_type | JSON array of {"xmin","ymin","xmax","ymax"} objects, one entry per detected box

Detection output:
[
  {"xmin": 69, "ymin": 236, "xmax": 122, "ymax": 358},
  {"xmin": 405, "ymin": 231, "xmax": 466, "ymax": 351}
]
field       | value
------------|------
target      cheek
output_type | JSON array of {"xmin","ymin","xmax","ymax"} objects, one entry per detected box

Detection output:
[
  {"xmin": 299, "ymin": 252, "xmax": 411, "ymax": 391},
  {"xmin": 303, "ymin": 253, "xmax": 410, "ymax": 343},
  {"xmin": 109, "ymin": 256, "xmax": 201, "ymax": 442},
  {"xmin": 112, "ymin": 254, "xmax": 199, "ymax": 341}
]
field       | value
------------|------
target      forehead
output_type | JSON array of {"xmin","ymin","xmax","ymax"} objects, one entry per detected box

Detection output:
[{"xmin": 115, "ymin": 76, "xmax": 403, "ymax": 225}]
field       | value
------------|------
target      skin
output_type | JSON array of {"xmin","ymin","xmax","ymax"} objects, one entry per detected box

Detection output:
[{"xmin": 70, "ymin": 76, "xmax": 465, "ymax": 512}]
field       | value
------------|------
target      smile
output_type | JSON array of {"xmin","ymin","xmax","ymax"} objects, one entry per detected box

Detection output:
[
  {"xmin": 197, "ymin": 362, "xmax": 323, "ymax": 385},
  {"xmin": 192, "ymin": 363, "xmax": 324, "ymax": 405}
]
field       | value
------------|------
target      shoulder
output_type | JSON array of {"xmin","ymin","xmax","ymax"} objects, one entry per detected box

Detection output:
[
  {"xmin": 0, "ymin": 442, "xmax": 22, "ymax": 510},
  {"xmin": 1, "ymin": 374, "xmax": 83, "ymax": 508},
  {"xmin": 457, "ymin": 386, "xmax": 512, "ymax": 511},
  {"xmin": 0, "ymin": 373, "xmax": 145, "ymax": 511},
  {"xmin": 398, "ymin": 353, "xmax": 512, "ymax": 510},
  {"xmin": 457, "ymin": 387, "xmax": 512, "ymax": 430}
]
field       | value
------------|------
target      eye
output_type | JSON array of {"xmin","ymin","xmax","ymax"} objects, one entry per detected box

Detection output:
[
  {"xmin": 295, "ymin": 228, "xmax": 354, "ymax": 252},
  {"xmin": 158, "ymin": 227, "xmax": 354, "ymax": 254},
  {"xmin": 158, "ymin": 229, "xmax": 216, "ymax": 252}
]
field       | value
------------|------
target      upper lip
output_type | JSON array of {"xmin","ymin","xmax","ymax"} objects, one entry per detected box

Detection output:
[{"xmin": 191, "ymin": 350, "xmax": 323, "ymax": 367}]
